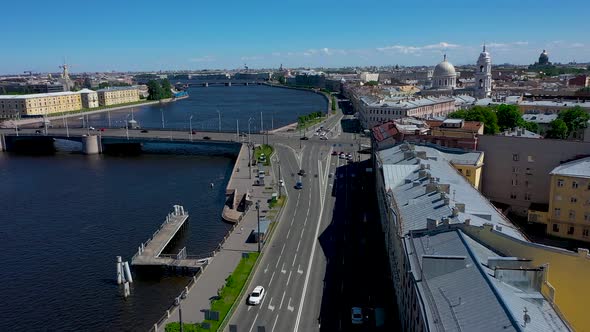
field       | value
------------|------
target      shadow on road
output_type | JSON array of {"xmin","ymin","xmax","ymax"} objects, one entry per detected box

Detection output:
[{"xmin": 317, "ymin": 160, "xmax": 400, "ymax": 331}]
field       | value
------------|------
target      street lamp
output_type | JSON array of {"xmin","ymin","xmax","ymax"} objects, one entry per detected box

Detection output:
[
  {"xmin": 255, "ymin": 200, "xmax": 261, "ymax": 253},
  {"xmin": 160, "ymin": 108, "xmax": 165, "ymax": 129},
  {"xmin": 174, "ymin": 289, "xmax": 187, "ymax": 332},
  {"xmin": 189, "ymin": 115, "xmax": 194, "ymax": 142},
  {"xmin": 125, "ymin": 114, "xmax": 130, "ymax": 140},
  {"xmin": 216, "ymin": 110, "xmax": 221, "ymax": 132},
  {"xmin": 248, "ymin": 117, "xmax": 253, "ymax": 144}
]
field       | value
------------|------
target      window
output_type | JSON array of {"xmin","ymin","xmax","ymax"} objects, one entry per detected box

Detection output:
[
  {"xmin": 569, "ymin": 210, "xmax": 576, "ymax": 220},
  {"xmin": 553, "ymin": 224, "xmax": 560, "ymax": 232},
  {"xmin": 458, "ymin": 168, "xmax": 463, "ymax": 173},
  {"xmin": 512, "ymin": 166, "xmax": 519, "ymax": 173},
  {"xmin": 510, "ymin": 193, "xmax": 517, "ymax": 199},
  {"xmin": 524, "ymin": 193, "xmax": 532, "ymax": 201},
  {"xmin": 585, "ymin": 213, "xmax": 590, "ymax": 221},
  {"xmin": 525, "ymin": 168, "xmax": 533, "ymax": 175},
  {"xmin": 525, "ymin": 180, "xmax": 530, "ymax": 188},
  {"xmin": 571, "ymin": 197, "xmax": 578, "ymax": 203},
  {"xmin": 512, "ymin": 154, "xmax": 519, "ymax": 161},
  {"xmin": 568, "ymin": 226, "xmax": 575, "ymax": 235},
  {"xmin": 573, "ymin": 181, "xmax": 579, "ymax": 189},
  {"xmin": 512, "ymin": 178, "xmax": 518, "ymax": 186},
  {"xmin": 466, "ymin": 169, "xmax": 471, "ymax": 177},
  {"xmin": 584, "ymin": 229, "xmax": 589, "ymax": 237},
  {"xmin": 557, "ymin": 179, "xmax": 564, "ymax": 187},
  {"xmin": 554, "ymin": 208, "xmax": 561, "ymax": 217}
]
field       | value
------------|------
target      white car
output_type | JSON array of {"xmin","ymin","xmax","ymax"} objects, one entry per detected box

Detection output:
[
  {"xmin": 248, "ymin": 286, "xmax": 265, "ymax": 305},
  {"xmin": 279, "ymin": 179, "xmax": 285, "ymax": 187},
  {"xmin": 351, "ymin": 307, "xmax": 363, "ymax": 325}
]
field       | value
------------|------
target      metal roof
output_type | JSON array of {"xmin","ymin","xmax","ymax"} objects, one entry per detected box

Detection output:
[
  {"xmin": 550, "ymin": 157, "xmax": 590, "ymax": 179},
  {"xmin": 0, "ymin": 91, "xmax": 80, "ymax": 99}
]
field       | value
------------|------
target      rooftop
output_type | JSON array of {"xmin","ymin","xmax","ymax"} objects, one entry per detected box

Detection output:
[
  {"xmin": 96, "ymin": 86, "xmax": 138, "ymax": 92},
  {"xmin": 522, "ymin": 113, "xmax": 558, "ymax": 124},
  {"xmin": 550, "ymin": 157, "xmax": 590, "ymax": 179},
  {"xmin": 361, "ymin": 96, "xmax": 455, "ymax": 110},
  {"xmin": 0, "ymin": 91, "xmax": 80, "ymax": 99},
  {"xmin": 499, "ymin": 127, "xmax": 543, "ymax": 139}
]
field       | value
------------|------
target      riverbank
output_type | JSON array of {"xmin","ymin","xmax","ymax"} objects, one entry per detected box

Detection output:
[
  {"xmin": 0, "ymin": 100, "xmax": 161, "ymax": 128},
  {"xmin": 263, "ymin": 82, "xmax": 332, "ymax": 112}
]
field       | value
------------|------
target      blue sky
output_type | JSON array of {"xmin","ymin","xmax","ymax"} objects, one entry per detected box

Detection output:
[{"xmin": 2, "ymin": 0, "xmax": 589, "ymax": 73}]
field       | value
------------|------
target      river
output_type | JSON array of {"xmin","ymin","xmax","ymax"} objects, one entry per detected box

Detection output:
[{"xmin": 0, "ymin": 85, "xmax": 326, "ymax": 331}]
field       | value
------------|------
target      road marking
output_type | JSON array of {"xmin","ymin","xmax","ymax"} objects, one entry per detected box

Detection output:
[
  {"xmin": 281, "ymin": 263, "xmax": 286, "ymax": 274},
  {"xmin": 247, "ymin": 304, "xmax": 252, "ymax": 312},
  {"xmin": 296, "ymin": 240, "xmax": 301, "ymax": 252},
  {"xmin": 297, "ymin": 264, "xmax": 303, "ymax": 274},
  {"xmin": 286, "ymin": 228, "xmax": 291, "ymax": 239},
  {"xmin": 292, "ymin": 253, "xmax": 297, "ymax": 266},
  {"xmin": 268, "ymin": 297, "xmax": 275, "ymax": 311},
  {"xmin": 269, "ymin": 271, "xmax": 276, "ymax": 287},
  {"xmin": 248, "ymin": 313, "xmax": 259, "ymax": 332},
  {"xmin": 293, "ymin": 156, "xmax": 329, "ymax": 332},
  {"xmin": 280, "ymin": 243, "xmax": 286, "ymax": 256},
  {"xmin": 279, "ymin": 291, "xmax": 286, "ymax": 309},
  {"xmin": 286, "ymin": 270, "xmax": 292, "ymax": 286},
  {"xmin": 287, "ymin": 298, "xmax": 294, "ymax": 312},
  {"xmin": 300, "ymin": 228, "xmax": 305, "ymax": 239},
  {"xmin": 264, "ymin": 263, "xmax": 269, "ymax": 274},
  {"xmin": 272, "ymin": 314, "xmax": 280, "ymax": 332}
]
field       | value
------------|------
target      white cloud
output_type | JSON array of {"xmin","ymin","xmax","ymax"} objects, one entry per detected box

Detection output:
[
  {"xmin": 189, "ymin": 55, "xmax": 215, "ymax": 62},
  {"xmin": 570, "ymin": 42, "xmax": 584, "ymax": 48},
  {"xmin": 377, "ymin": 41, "xmax": 460, "ymax": 54},
  {"xmin": 240, "ymin": 56, "xmax": 263, "ymax": 61}
]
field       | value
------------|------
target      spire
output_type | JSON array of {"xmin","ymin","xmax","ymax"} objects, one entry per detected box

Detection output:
[
  {"xmin": 443, "ymin": 54, "xmax": 447, "ymax": 61},
  {"xmin": 483, "ymin": 43, "xmax": 486, "ymax": 52}
]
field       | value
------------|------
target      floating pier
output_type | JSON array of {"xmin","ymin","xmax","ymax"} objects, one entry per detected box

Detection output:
[{"xmin": 131, "ymin": 205, "xmax": 210, "ymax": 272}]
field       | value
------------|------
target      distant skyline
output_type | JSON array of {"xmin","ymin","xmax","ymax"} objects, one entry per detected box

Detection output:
[{"xmin": 2, "ymin": 0, "xmax": 589, "ymax": 74}]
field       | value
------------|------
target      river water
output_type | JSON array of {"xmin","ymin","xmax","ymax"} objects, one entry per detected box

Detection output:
[
  {"xmin": 75, "ymin": 85, "xmax": 328, "ymax": 132},
  {"xmin": 0, "ymin": 85, "xmax": 326, "ymax": 331}
]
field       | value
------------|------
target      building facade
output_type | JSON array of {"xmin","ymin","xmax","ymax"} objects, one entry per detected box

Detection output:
[
  {"xmin": 97, "ymin": 86, "xmax": 139, "ymax": 106},
  {"xmin": 478, "ymin": 135, "xmax": 590, "ymax": 216},
  {"xmin": 431, "ymin": 55, "xmax": 456, "ymax": 90},
  {"xmin": 359, "ymin": 96, "xmax": 456, "ymax": 128},
  {"xmin": 79, "ymin": 88, "xmax": 99, "ymax": 108},
  {"xmin": 0, "ymin": 91, "xmax": 82, "ymax": 118}
]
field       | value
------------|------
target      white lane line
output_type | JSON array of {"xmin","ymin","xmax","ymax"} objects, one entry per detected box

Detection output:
[
  {"xmin": 293, "ymin": 158, "xmax": 329, "ymax": 332},
  {"xmin": 269, "ymin": 271, "xmax": 276, "ymax": 287},
  {"xmin": 264, "ymin": 263, "xmax": 269, "ymax": 274},
  {"xmin": 281, "ymin": 263, "xmax": 286, "ymax": 274},
  {"xmin": 300, "ymin": 228, "xmax": 305, "ymax": 239},
  {"xmin": 279, "ymin": 291, "xmax": 286, "ymax": 309},
  {"xmin": 286, "ymin": 228, "xmax": 291, "ymax": 239},
  {"xmin": 248, "ymin": 312, "xmax": 259, "ymax": 332},
  {"xmin": 286, "ymin": 270, "xmax": 293, "ymax": 286},
  {"xmin": 272, "ymin": 314, "xmax": 280, "ymax": 332},
  {"xmin": 292, "ymin": 253, "xmax": 297, "ymax": 267},
  {"xmin": 280, "ymin": 243, "xmax": 286, "ymax": 256},
  {"xmin": 296, "ymin": 240, "xmax": 301, "ymax": 252},
  {"xmin": 248, "ymin": 304, "xmax": 252, "ymax": 312},
  {"xmin": 287, "ymin": 297, "xmax": 294, "ymax": 312}
]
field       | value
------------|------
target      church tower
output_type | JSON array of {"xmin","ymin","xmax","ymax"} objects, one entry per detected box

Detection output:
[{"xmin": 474, "ymin": 45, "xmax": 492, "ymax": 98}]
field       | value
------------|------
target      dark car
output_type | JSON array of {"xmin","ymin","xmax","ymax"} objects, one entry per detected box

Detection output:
[
  {"xmin": 203, "ymin": 136, "xmax": 211, "ymax": 140},
  {"xmin": 298, "ymin": 169, "xmax": 306, "ymax": 176},
  {"xmin": 191, "ymin": 130, "xmax": 197, "ymax": 134},
  {"xmin": 140, "ymin": 129, "xmax": 149, "ymax": 133},
  {"xmin": 300, "ymin": 136, "xmax": 309, "ymax": 140},
  {"xmin": 35, "ymin": 129, "xmax": 42, "ymax": 134}
]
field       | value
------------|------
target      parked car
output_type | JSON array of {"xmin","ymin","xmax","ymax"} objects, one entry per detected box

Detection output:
[
  {"xmin": 191, "ymin": 130, "xmax": 197, "ymax": 134},
  {"xmin": 140, "ymin": 129, "xmax": 149, "ymax": 133},
  {"xmin": 331, "ymin": 151, "xmax": 338, "ymax": 156},
  {"xmin": 35, "ymin": 129, "xmax": 42, "ymax": 134},
  {"xmin": 248, "ymin": 286, "xmax": 265, "ymax": 305},
  {"xmin": 203, "ymin": 136, "xmax": 211, "ymax": 140},
  {"xmin": 99, "ymin": 128, "xmax": 106, "ymax": 132},
  {"xmin": 300, "ymin": 136, "xmax": 309, "ymax": 140},
  {"xmin": 351, "ymin": 307, "xmax": 363, "ymax": 325},
  {"xmin": 89, "ymin": 126, "xmax": 95, "ymax": 131}
]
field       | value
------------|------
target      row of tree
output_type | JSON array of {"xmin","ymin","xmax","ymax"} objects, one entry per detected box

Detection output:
[
  {"xmin": 297, "ymin": 111, "xmax": 323, "ymax": 126},
  {"xmin": 147, "ymin": 79, "xmax": 173, "ymax": 100},
  {"xmin": 447, "ymin": 104, "xmax": 589, "ymax": 139}
]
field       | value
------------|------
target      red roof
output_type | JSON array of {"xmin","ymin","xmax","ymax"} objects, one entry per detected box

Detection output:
[{"xmin": 372, "ymin": 121, "xmax": 399, "ymax": 142}]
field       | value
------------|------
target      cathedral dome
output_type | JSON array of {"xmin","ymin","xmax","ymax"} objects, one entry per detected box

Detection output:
[
  {"xmin": 433, "ymin": 56, "xmax": 456, "ymax": 78},
  {"xmin": 539, "ymin": 50, "xmax": 549, "ymax": 65}
]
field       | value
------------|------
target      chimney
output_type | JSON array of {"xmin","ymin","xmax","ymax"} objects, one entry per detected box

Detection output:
[
  {"xmin": 455, "ymin": 203, "xmax": 466, "ymax": 212},
  {"xmin": 427, "ymin": 218, "xmax": 440, "ymax": 230},
  {"xmin": 416, "ymin": 151, "xmax": 427, "ymax": 159},
  {"xmin": 464, "ymin": 218, "xmax": 471, "ymax": 226},
  {"xmin": 452, "ymin": 207, "xmax": 460, "ymax": 217},
  {"xmin": 420, "ymin": 164, "xmax": 426, "ymax": 170},
  {"xmin": 412, "ymin": 180, "xmax": 421, "ymax": 187},
  {"xmin": 442, "ymin": 217, "xmax": 450, "ymax": 225},
  {"xmin": 426, "ymin": 164, "xmax": 430, "ymax": 170}
]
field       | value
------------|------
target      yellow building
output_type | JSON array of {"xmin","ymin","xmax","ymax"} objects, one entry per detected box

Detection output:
[
  {"xmin": 540, "ymin": 157, "xmax": 590, "ymax": 241},
  {"xmin": 97, "ymin": 86, "xmax": 139, "ymax": 106},
  {"xmin": 450, "ymin": 151, "xmax": 485, "ymax": 189},
  {"xmin": 0, "ymin": 91, "xmax": 82, "ymax": 118}
]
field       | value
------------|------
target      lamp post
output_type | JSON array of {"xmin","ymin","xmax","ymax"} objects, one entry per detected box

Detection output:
[
  {"xmin": 127, "ymin": 116, "xmax": 131, "ymax": 139},
  {"xmin": 65, "ymin": 115, "xmax": 69, "ymax": 138},
  {"xmin": 216, "ymin": 110, "xmax": 221, "ymax": 132},
  {"xmin": 189, "ymin": 115, "xmax": 194, "ymax": 142},
  {"xmin": 160, "ymin": 108, "xmax": 165, "ymax": 129},
  {"xmin": 174, "ymin": 289, "xmax": 187, "ymax": 332},
  {"xmin": 14, "ymin": 111, "xmax": 19, "ymax": 137},
  {"xmin": 255, "ymin": 200, "xmax": 261, "ymax": 253},
  {"xmin": 248, "ymin": 117, "xmax": 253, "ymax": 144},
  {"xmin": 107, "ymin": 109, "xmax": 112, "ymax": 128}
]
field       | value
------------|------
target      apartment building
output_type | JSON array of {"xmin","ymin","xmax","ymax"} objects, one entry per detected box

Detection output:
[
  {"xmin": 0, "ymin": 91, "xmax": 82, "ymax": 118},
  {"xmin": 359, "ymin": 95, "xmax": 456, "ymax": 128},
  {"xmin": 97, "ymin": 86, "xmax": 139, "ymax": 106}
]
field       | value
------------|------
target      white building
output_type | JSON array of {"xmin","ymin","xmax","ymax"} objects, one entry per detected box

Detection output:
[
  {"xmin": 79, "ymin": 88, "xmax": 99, "ymax": 108},
  {"xmin": 474, "ymin": 45, "xmax": 493, "ymax": 98},
  {"xmin": 360, "ymin": 72, "xmax": 379, "ymax": 83},
  {"xmin": 431, "ymin": 55, "xmax": 457, "ymax": 90}
]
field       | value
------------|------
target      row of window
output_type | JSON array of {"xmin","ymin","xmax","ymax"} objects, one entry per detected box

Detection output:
[
  {"xmin": 456, "ymin": 168, "xmax": 472, "ymax": 177},
  {"xmin": 554, "ymin": 195, "xmax": 589, "ymax": 204},
  {"xmin": 554, "ymin": 208, "xmax": 590, "ymax": 220},
  {"xmin": 510, "ymin": 192, "xmax": 532, "ymax": 200},
  {"xmin": 556, "ymin": 178, "xmax": 589, "ymax": 190},
  {"xmin": 512, "ymin": 167, "xmax": 534, "ymax": 174},
  {"xmin": 552, "ymin": 223, "xmax": 590, "ymax": 237},
  {"xmin": 512, "ymin": 154, "xmax": 534, "ymax": 162}
]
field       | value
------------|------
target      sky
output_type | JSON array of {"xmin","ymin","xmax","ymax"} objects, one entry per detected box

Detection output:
[{"xmin": 2, "ymin": 0, "xmax": 590, "ymax": 74}]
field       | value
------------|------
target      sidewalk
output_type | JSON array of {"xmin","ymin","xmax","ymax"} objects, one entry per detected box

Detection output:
[{"xmin": 161, "ymin": 143, "xmax": 277, "ymax": 328}]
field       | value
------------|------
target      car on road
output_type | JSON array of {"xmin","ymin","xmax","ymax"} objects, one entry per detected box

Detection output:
[
  {"xmin": 99, "ymin": 128, "xmax": 106, "ymax": 132},
  {"xmin": 300, "ymin": 136, "xmax": 309, "ymax": 140},
  {"xmin": 35, "ymin": 129, "xmax": 42, "ymax": 134},
  {"xmin": 331, "ymin": 151, "xmax": 338, "ymax": 156},
  {"xmin": 89, "ymin": 126, "xmax": 95, "ymax": 131},
  {"xmin": 298, "ymin": 169, "xmax": 306, "ymax": 176},
  {"xmin": 339, "ymin": 153, "xmax": 346, "ymax": 159},
  {"xmin": 314, "ymin": 132, "xmax": 319, "ymax": 136},
  {"xmin": 203, "ymin": 136, "xmax": 211, "ymax": 140},
  {"xmin": 248, "ymin": 286, "xmax": 265, "ymax": 305},
  {"xmin": 140, "ymin": 129, "xmax": 149, "ymax": 133},
  {"xmin": 191, "ymin": 130, "xmax": 197, "ymax": 134},
  {"xmin": 351, "ymin": 307, "xmax": 363, "ymax": 325},
  {"xmin": 320, "ymin": 136, "xmax": 328, "ymax": 140},
  {"xmin": 279, "ymin": 179, "xmax": 285, "ymax": 187},
  {"xmin": 295, "ymin": 181, "xmax": 303, "ymax": 189}
]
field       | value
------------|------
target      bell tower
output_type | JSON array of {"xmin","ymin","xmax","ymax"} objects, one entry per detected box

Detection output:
[{"xmin": 474, "ymin": 44, "xmax": 492, "ymax": 98}]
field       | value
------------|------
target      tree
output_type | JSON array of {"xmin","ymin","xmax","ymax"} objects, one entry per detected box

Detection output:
[
  {"xmin": 98, "ymin": 82, "xmax": 110, "ymax": 89},
  {"xmin": 495, "ymin": 104, "xmax": 522, "ymax": 131},
  {"xmin": 160, "ymin": 79, "xmax": 173, "ymax": 99},
  {"xmin": 521, "ymin": 121, "xmax": 539, "ymax": 133},
  {"xmin": 557, "ymin": 106, "xmax": 590, "ymax": 133},
  {"xmin": 448, "ymin": 106, "xmax": 499, "ymax": 134},
  {"xmin": 546, "ymin": 119, "xmax": 569, "ymax": 139},
  {"xmin": 147, "ymin": 80, "xmax": 164, "ymax": 100}
]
